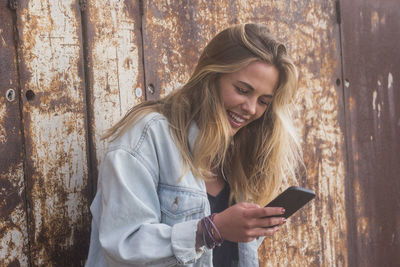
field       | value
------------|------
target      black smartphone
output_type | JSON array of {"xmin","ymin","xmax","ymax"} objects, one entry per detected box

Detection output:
[{"xmin": 265, "ymin": 186, "xmax": 315, "ymax": 218}]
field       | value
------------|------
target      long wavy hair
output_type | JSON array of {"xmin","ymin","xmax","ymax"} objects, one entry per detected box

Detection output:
[{"xmin": 103, "ymin": 23, "xmax": 302, "ymax": 205}]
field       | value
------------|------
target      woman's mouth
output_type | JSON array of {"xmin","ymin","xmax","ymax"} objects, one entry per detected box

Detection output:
[{"xmin": 227, "ymin": 110, "xmax": 246, "ymax": 128}]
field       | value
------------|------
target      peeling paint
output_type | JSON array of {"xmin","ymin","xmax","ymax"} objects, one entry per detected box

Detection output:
[
  {"xmin": 377, "ymin": 103, "xmax": 381, "ymax": 118},
  {"xmin": 0, "ymin": 166, "xmax": 29, "ymax": 267},
  {"xmin": 388, "ymin": 72, "xmax": 393, "ymax": 88},
  {"xmin": 0, "ymin": 105, "xmax": 7, "ymax": 144},
  {"xmin": 372, "ymin": 90, "xmax": 377, "ymax": 110},
  {"xmin": 0, "ymin": 29, "xmax": 7, "ymax": 47},
  {"xmin": 371, "ymin": 11, "xmax": 379, "ymax": 32}
]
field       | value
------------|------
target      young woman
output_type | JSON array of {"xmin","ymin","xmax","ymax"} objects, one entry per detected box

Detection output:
[{"xmin": 85, "ymin": 23, "xmax": 302, "ymax": 267}]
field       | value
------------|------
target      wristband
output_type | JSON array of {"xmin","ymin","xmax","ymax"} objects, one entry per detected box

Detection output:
[{"xmin": 200, "ymin": 213, "xmax": 223, "ymax": 249}]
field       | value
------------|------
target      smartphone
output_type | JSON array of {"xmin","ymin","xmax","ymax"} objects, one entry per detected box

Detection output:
[{"xmin": 265, "ymin": 186, "xmax": 315, "ymax": 218}]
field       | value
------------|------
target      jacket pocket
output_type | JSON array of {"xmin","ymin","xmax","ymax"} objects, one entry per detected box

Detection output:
[{"xmin": 158, "ymin": 184, "xmax": 206, "ymax": 226}]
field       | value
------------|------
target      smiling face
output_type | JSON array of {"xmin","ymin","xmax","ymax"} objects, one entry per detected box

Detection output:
[{"xmin": 218, "ymin": 61, "xmax": 279, "ymax": 136}]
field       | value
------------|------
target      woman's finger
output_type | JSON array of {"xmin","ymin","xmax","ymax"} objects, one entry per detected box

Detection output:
[
  {"xmin": 244, "ymin": 206, "xmax": 285, "ymax": 218},
  {"xmin": 248, "ymin": 225, "xmax": 280, "ymax": 238},
  {"xmin": 262, "ymin": 226, "xmax": 280, "ymax": 236},
  {"xmin": 258, "ymin": 216, "xmax": 286, "ymax": 228},
  {"xmin": 240, "ymin": 202, "xmax": 261, "ymax": 209}
]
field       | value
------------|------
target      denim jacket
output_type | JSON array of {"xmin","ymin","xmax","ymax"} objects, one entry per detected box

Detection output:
[{"xmin": 85, "ymin": 112, "xmax": 261, "ymax": 266}]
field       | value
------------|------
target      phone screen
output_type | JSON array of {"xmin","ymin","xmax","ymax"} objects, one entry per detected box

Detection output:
[{"xmin": 265, "ymin": 186, "xmax": 315, "ymax": 218}]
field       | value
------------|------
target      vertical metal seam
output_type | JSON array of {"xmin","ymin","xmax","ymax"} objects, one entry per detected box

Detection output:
[
  {"xmin": 10, "ymin": 4, "xmax": 33, "ymax": 267},
  {"xmin": 115, "ymin": 47, "xmax": 122, "ymax": 115},
  {"xmin": 335, "ymin": 0, "xmax": 342, "ymax": 24},
  {"xmin": 8, "ymin": 0, "xmax": 18, "ymax": 10},
  {"xmin": 78, "ymin": 1, "xmax": 98, "ymax": 199},
  {"xmin": 79, "ymin": 0, "xmax": 87, "ymax": 11},
  {"xmin": 138, "ymin": 0, "xmax": 148, "ymax": 100},
  {"xmin": 336, "ymin": 0, "xmax": 358, "ymax": 266}
]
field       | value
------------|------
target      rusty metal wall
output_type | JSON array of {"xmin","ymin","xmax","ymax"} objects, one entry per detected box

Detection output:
[
  {"xmin": 141, "ymin": 1, "xmax": 347, "ymax": 266},
  {"xmin": 14, "ymin": 0, "xmax": 90, "ymax": 265},
  {"xmin": 340, "ymin": 0, "xmax": 400, "ymax": 266},
  {"xmin": 0, "ymin": 0, "xmax": 146, "ymax": 265},
  {"xmin": 1, "ymin": 0, "xmax": 398, "ymax": 266},
  {"xmin": 82, "ymin": 0, "xmax": 144, "ymax": 187},
  {"xmin": 0, "ymin": 1, "xmax": 30, "ymax": 266}
]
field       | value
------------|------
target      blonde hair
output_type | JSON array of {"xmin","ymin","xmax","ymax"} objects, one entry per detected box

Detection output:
[{"xmin": 103, "ymin": 23, "xmax": 302, "ymax": 205}]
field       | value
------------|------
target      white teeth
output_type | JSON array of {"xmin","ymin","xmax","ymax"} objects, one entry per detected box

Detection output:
[{"xmin": 229, "ymin": 111, "xmax": 245, "ymax": 123}]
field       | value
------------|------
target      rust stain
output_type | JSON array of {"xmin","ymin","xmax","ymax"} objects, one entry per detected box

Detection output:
[
  {"xmin": 349, "ymin": 96, "xmax": 355, "ymax": 112},
  {"xmin": 353, "ymin": 179, "xmax": 369, "ymax": 238}
]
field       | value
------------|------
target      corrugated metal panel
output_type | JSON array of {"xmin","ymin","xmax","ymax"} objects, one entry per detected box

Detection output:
[
  {"xmin": 142, "ymin": 1, "xmax": 347, "ymax": 266},
  {"xmin": 83, "ymin": 0, "xmax": 144, "ymax": 184},
  {"xmin": 340, "ymin": 0, "xmax": 400, "ymax": 266},
  {"xmin": 15, "ymin": 0, "xmax": 90, "ymax": 265},
  {"xmin": 0, "ymin": 1, "xmax": 29, "ymax": 266},
  {"xmin": 142, "ymin": 1, "xmax": 223, "ymax": 99},
  {"xmin": 2, "ymin": 0, "xmax": 397, "ymax": 265},
  {"xmin": 256, "ymin": 1, "xmax": 347, "ymax": 266}
]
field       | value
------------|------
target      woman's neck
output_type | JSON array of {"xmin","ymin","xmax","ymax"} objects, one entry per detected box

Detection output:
[{"xmin": 205, "ymin": 171, "xmax": 226, "ymax": 197}]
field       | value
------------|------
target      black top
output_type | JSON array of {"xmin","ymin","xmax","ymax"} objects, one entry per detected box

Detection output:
[{"xmin": 207, "ymin": 184, "xmax": 239, "ymax": 267}]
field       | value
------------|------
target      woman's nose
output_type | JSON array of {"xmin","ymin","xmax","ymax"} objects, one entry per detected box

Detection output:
[{"xmin": 241, "ymin": 98, "xmax": 257, "ymax": 115}]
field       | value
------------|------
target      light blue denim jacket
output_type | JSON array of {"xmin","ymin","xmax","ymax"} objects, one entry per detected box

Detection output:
[{"xmin": 85, "ymin": 112, "xmax": 261, "ymax": 266}]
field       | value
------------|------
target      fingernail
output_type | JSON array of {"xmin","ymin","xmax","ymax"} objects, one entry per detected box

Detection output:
[
  {"xmin": 281, "ymin": 208, "xmax": 285, "ymax": 214},
  {"xmin": 282, "ymin": 218, "xmax": 287, "ymax": 223}
]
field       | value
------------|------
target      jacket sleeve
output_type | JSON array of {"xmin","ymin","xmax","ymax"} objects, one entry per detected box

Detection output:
[{"xmin": 97, "ymin": 147, "xmax": 205, "ymax": 266}]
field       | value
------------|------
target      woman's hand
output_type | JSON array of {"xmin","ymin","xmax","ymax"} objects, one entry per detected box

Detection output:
[{"xmin": 213, "ymin": 202, "xmax": 286, "ymax": 243}]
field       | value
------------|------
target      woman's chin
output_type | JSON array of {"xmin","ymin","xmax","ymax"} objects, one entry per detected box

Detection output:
[{"xmin": 230, "ymin": 126, "xmax": 240, "ymax": 136}]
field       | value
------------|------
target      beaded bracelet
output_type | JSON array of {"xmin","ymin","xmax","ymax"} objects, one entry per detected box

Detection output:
[{"xmin": 200, "ymin": 213, "xmax": 223, "ymax": 249}]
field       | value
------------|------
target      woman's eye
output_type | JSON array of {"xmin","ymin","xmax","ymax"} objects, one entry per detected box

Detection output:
[
  {"xmin": 259, "ymin": 99, "xmax": 269, "ymax": 106},
  {"xmin": 234, "ymin": 85, "xmax": 248, "ymax": 94}
]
